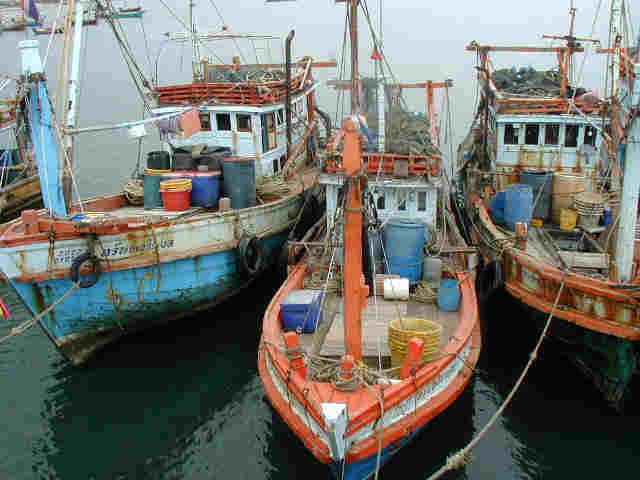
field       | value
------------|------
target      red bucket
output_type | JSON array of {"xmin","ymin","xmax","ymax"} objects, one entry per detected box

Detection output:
[{"xmin": 161, "ymin": 190, "xmax": 191, "ymax": 211}]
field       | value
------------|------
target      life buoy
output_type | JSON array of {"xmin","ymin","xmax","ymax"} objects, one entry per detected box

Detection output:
[
  {"xmin": 238, "ymin": 236, "xmax": 265, "ymax": 277},
  {"xmin": 71, "ymin": 252, "xmax": 102, "ymax": 288}
]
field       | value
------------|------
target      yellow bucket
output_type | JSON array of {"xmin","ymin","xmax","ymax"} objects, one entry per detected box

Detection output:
[
  {"xmin": 388, "ymin": 317, "xmax": 442, "ymax": 369},
  {"xmin": 159, "ymin": 178, "xmax": 192, "ymax": 192},
  {"xmin": 560, "ymin": 208, "xmax": 578, "ymax": 231}
]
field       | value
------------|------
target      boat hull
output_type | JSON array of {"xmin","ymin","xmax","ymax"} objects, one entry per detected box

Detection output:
[
  {"xmin": 459, "ymin": 190, "xmax": 640, "ymax": 409},
  {"xmin": 259, "ymin": 262, "xmax": 481, "ymax": 480},
  {"xmin": 11, "ymin": 229, "xmax": 288, "ymax": 365},
  {"xmin": 0, "ymin": 185, "xmax": 317, "ymax": 364}
]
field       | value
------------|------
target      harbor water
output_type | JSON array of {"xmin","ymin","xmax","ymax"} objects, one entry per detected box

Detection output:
[{"xmin": 1, "ymin": 2, "xmax": 639, "ymax": 479}]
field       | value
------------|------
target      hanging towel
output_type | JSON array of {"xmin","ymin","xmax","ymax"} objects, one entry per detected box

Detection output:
[{"xmin": 179, "ymin": 109, "xmax": 201, "ymax": 138}]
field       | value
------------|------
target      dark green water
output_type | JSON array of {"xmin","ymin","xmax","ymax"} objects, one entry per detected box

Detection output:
[
  {"xmin": 1, "ymin": 4, "xmax": 639, "ymax": 478},
  {"xmin": 1, "ymin": 276, "xmax": 638, "ymax": 480}
]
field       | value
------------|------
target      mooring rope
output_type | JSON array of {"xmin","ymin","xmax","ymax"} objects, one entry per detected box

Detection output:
[
  {"xmin": 425, "ymin": 277, "xmax": 567, "ymax": 480},
  {"xmin": 0, "ymin": 282, "xmax": 80, "ymax": 344}
]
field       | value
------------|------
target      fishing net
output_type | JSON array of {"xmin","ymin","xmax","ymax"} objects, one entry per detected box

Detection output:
[
  {"xmin": 360, "ymin": 77, "xmax": 439, "ymax": 156},
  {"xmin": 491, "ymin": 66, "xmax": 586, "ymax": 98},
  {"xmin": 206, "ymin": 67, "xmax": 298, "ymax": 83}
]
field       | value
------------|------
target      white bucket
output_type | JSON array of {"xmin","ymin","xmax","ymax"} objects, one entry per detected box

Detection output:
[{"xmin": 383, "ymin": 278, "xmax": 410, "ymax": 300}]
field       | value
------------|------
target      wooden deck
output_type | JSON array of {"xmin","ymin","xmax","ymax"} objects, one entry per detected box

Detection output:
[{"xmin": 298, "ymin": 295, "xmax": 460, "ymax": 359}]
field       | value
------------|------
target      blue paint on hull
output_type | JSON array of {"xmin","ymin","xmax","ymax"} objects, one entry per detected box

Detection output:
[
  {"xmin": 329, "ymin": 427, "xmax": 423, "ymax": 480},
  {"xmin": 10, "ymin": 230, "xmax": 288, "ymax": 363}
]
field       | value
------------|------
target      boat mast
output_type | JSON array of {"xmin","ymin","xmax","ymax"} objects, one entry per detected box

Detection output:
[
  {"xmin": 349, "ymin": 0, "xmax": 360, "ymax": 113},
  {"xmin": 343, "ymin": 0, "xmax": 366, "ymax": 362},
  {"xmin": 613, "ymin": 10, "xmax": 639, "ymax": 283},
  {"xmin": 62, "ymin": 0, "xmax": 84, "ymax": 211},
  {"xmin": 190, "ymin": 1, "xmax": 201, "ymax": 81}
]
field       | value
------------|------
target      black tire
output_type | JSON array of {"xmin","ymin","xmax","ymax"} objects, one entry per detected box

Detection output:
[
  {"xmin": 238, "ymin": 236, "xmax": 265, "ymax": 277},
  {"xmin": 70, "ymin": 252, "xmax": 102, "ymax": 288}
]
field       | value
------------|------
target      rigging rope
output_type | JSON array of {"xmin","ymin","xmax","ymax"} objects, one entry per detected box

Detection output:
[
  {"xmin": 425, "ymin": 279, "xmax": 567, "ymax": 480},
  {"xmin": 0, "ymin": 282, "xmax": 80, "ymax": 344}
]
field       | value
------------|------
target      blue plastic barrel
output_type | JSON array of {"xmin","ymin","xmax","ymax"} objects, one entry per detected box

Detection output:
[
  {"xmin": 222, "ymin": 157, "xmax": 256, "ymax": 209},
  {"xmin": 438, "ymin": 279, "xmax": 461, "ymax": 311},
  {"xmin": 504, "ymin": 183, "xmax": 533, "ymax": 231},
  {"xmin": 190, "ymin": 171, "xmax": 221, "ymax": 207},
  {"xmin": 490, "ymin": 191, "xmax": 506, "ymax": 224},
  {"xmin": 382, "ymin": 219, "xmax": 427, "ymax": 284},
  {"xmin": 520, "ymin": 170, "xmax": 552, "ymax": 221},
  {"xmin": 143, "ymin": 172, "xmax": 164, "ymax": 209}
]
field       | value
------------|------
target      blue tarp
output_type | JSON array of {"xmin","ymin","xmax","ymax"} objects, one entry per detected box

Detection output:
[{"xmin": 29, "ymin": 81, "xmax": 67, "ymax": 217}]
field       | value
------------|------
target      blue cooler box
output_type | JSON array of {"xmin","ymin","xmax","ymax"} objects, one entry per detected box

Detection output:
[{"xmin": 280, "ymin": 289, "xmax": 324, "ymax": 334}]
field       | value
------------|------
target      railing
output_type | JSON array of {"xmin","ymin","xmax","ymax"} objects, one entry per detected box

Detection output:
[
  {"xmin": 325, "ymin": 152, "xmax": 440, "ymax": 176},
  {"xmin": 155, "ymin": 73, "xmax": 306, "ymax": 106}
]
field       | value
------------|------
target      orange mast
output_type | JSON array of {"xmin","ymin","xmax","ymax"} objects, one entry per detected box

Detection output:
[{"xmin": 342, "ymin": 118, "xmax": 369, "ymax": 362}]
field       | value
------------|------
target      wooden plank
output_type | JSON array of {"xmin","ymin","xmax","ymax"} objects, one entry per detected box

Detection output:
[{"xmin": 558, "ymin": 251, "xmax": 609, "ymax": 269}]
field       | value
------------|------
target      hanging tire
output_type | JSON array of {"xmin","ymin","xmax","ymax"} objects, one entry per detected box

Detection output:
[
  {"xmin": 238, "ymin": 236, "xmax": 265, "ymax": 277},
  {"xmin": 70, "ymin": 252, "xmax": 102, "ymax": 288}
]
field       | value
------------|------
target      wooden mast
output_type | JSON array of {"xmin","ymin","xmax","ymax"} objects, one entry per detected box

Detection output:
[
  {"xmin": 349, "ymin": 0, "xmax": 360, "ymax": 113},
  {"xmin": 343, "ymin": 0, "xmax": 367, "ymax": 362},
  {"xmin": 342, "ymin": 118, "xmax": 368, "ymax": 362}
]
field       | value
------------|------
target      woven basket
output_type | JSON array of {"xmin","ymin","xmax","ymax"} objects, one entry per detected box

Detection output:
[{"xmin": 388, "ymin": 316, "xmax": 442, "ymax": 369}]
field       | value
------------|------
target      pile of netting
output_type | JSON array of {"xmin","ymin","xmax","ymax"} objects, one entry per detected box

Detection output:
[
  {"xmin": 207, "ymin": 67, "xmax": 297, "ymax": 83},
  {"xmin": 360, "ymin": 77, "xmax": 439, "ymax": 156},
  {"xmin": 491, "ymin": 66, "xmax": 586, "ymax": 98}
]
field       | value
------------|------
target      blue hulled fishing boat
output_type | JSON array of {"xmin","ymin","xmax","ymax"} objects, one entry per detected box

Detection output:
[{"xmin": 0, "ymin": 1, "xmax": 331, "ymax": 364}]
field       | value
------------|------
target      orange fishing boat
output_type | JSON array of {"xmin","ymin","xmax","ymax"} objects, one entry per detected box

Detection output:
[
  {"xmin": 259, "ymin": 3, "xmax": 480, "ymax": 478},
  {"xmin": 455, "ymin": 4, "xmax": 640, "ymax": 410}
]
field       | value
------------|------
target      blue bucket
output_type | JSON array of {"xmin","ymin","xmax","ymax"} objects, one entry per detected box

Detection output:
[
  {"xmin": 438, "ymin": 279, "xmax": 461, "ymax": 312},
  {"xmin": 190, "ymin": 171, "xmax": 222, "ymax": 207},
  {"xmin": 382, "ymin": 219, "xmax": 427, "ymax": 284},
  {"xmin": 504, "ymin": 183, "xmax": 533, "ymax": 231}
]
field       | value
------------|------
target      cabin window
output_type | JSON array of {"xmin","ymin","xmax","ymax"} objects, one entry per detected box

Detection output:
[
  {"xmin": 504, "ymin": 124, "xmax": 519, "ymax": 145},
  {"xmin": 377, "ymin": 193, "xmax": 385, "ymax": 210},
  {"xmin": 397, "ymin": 192, "xmax": 407, "ymax": 211},
  {"xmin": 237, "ymin": 114, "xmax": 252, "ymax": 132},
  {"xmin": 273, "ymin": 158, "xmax": 279, "ymax": 174},
  {"xmin": 544, "ymin": 124, "xmax": 560, "ymax": 145},
  {"xmin": 525, "ymin": 124, "xmax": 540, "ymax": 145},
  {"xmin": 584, "ymin": 125, "xmax": 597, "ymax": 146},
  {"xmin": 276, "ymin": 108, "xmax": 284, "ymax": 126},
  {"xmin": 564, "ymin": 125, "xmax": 579, "ymax": 147},
  {"xmin": 199, "ymin": 112, "xmax": 211, "ymax": 131},
  {"xmin": 417, "ymin": 192, "xmax": 426, "ymax": 211},
  {"xmin": 261, "ymin": 113, "xmax": 277, "ymax": 152},
  {"xmin": 216, "ymin": 113, "xmax": 231, "ymax": 131}
]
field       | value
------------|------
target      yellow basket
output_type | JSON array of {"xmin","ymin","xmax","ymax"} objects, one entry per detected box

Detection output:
[
  {"xmin": 560, "ymin": 208, "xmax": 577, "ymax": 231},
  {"xmin": 388, "ymin": 317, "xmax": 442, "ymax": 369},
  {"xmin": 159, "ymin": 178, "xmax": 192, "ymax": 192}
]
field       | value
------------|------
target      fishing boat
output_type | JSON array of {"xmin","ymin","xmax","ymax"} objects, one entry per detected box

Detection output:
[
  {"xmin": 456, "ymin": 3, "xmax": 640, "ymax": 409},
  {"xmin": 32, "ymin": 25, "xmax": 64, "ymax": 35},
  {"xmin": 99, "ymin": 1, "xmax": 144, "ymax": 19},
  {"xmin": 259, "ymin": 2, "xmax": 481, "ymax": 478},
  {"xmin": 0, "ymin": 77, "xmax": 42, "ymax": 222},
  {"xmin": 0, "ymin": 0, "xmax": 40, "ymax": 29},
  {"xmin": 0, "ymin": 0, "xmax": 332, "ymax": 365}
]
